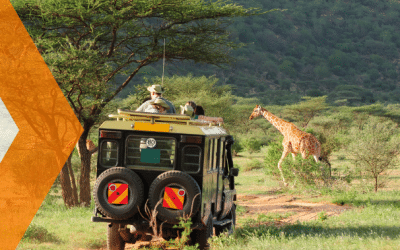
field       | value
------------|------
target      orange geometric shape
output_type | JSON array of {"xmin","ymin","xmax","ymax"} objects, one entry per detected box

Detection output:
[
  {"xmin": 108, "ymin": 183, "xmax": 129, "ymax": 204},
  {"xmin": 162, "ymin": 187, "xmax": 185, "ymax": 210},
  {"xmin": 0, "ymin": 2, "xmax": 83, "ymax": 249}
]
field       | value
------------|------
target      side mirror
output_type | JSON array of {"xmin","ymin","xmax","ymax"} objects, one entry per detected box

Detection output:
[{"xmin": 230, "ymin": 168, "xmax": 239, "ymax": 177}]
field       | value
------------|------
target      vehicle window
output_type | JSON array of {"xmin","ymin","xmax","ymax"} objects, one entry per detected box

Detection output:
[
  {"xmin": 219, "ymin": 139, "xmax": 225, "ymax": 173},
  {"xmin": 208, "ymin": 138, "xmax": 214, "ymax": 171},
  {"xmin": 125, "ymin": 135, "xmax": 176, "ymax": 170},
  {"xmin": 182, "ymin": 146, "xmax": 202, "ymax": 173},
  {"xmin": 213, "ymin": 138, "xmax": 218, "ymax": 170},
  {"xmin": 100, "ymin": 141, "xmax": 118, "ymax": 167}
]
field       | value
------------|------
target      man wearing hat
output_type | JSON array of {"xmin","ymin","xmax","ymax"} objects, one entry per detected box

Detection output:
[
  {"xmin": 147, "ymin": 99, "xmax": 170, "ymax": 113},
  {"xmin": 136, "ymin": 84, "xmax": 176, "ymax": 114}
]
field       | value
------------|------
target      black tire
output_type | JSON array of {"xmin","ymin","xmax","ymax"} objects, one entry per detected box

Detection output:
[
  {"xmin": 192, "ymin": 216, "xmax": 213, "ymax": 250},
  {"xmin": 215, "ymin": 204, "xmax": 236, "ymax": 236},
  {"xmin": 94, "ymin": 167, "xmax": 144, "ymax": 220},
  {"xmin": 148, "ymin": 170, "xmax": 201, "ymax": 224},
  {"xmin": 107, "ymin": 223, "xmax": 125, "ymax": 250}
]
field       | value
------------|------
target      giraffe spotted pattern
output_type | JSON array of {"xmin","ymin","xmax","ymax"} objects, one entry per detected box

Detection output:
[{"xmin": 249, "ymin": 105, "xmax": 321, "ymax": 186}]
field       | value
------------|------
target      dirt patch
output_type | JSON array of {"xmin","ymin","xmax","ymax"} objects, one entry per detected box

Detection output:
[
  {"xmin": 237, "ymin": 194, "xmax": 352, "ymax": 224},
  {"xmin": 90, "ymin": 194, "xmax": 352, "ymax": 249}
]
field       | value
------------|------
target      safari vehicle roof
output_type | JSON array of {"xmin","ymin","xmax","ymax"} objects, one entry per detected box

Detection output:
[{"xmin": 99, "ymin": 109, "xmax": 228, "ymax": 136}]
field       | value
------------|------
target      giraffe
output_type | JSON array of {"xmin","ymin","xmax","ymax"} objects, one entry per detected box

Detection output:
[{"xmin": 249, "ymin": 105, "xmax": 321, "ymax": 186}]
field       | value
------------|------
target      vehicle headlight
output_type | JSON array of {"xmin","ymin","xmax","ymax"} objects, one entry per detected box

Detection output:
[{"xmin": 146, "ymin": 138, "xmax": 157, "ymax": 148}]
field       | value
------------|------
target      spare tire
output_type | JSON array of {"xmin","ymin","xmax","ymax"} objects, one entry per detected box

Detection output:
[
  {"xmin": 93, "ymin": 167, "xmax": 144, "ymax": 220},
  {"xmin": 148, "ymin": 171, "xmax": 201, "ymax": 224}
]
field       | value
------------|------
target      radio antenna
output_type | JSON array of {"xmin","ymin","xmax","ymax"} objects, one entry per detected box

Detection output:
[{"xmin": 162, "ymin": 38, "xmax": 166, "ymax": 85}]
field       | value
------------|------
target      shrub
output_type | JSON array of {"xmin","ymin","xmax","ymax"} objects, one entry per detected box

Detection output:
[
  {"xmin": 264, "ymin": 141, "xmax": 330, "ymax": 187},
  {"xmin": 243, "ymin": 159, "xmax": 263, "ymax": 172},
  {"xmin": 231, "ymin": 137, "xmax": 244, "ymax": 156},
  {"xmin": 242, "ymin": 137, "xmax": 262, "ymax": 154}
]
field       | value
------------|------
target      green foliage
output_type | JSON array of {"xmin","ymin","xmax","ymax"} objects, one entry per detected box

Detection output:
[
  {"xmin": 317, "ymin": 211, "xmax": 328, "ymax": 221},
  {"xmin": 263, "ymin": 140, "xmax": 283, "ymax": 177},
  {"xmin": 242, "ymin": 159, "xmax": 263, "ymax": 172},
  {"xmin": 263, "ymin": 139, "xmax": 329, "ymax": 187},
  {"xmin": 346, "ymin": 116, "xmax": 400, "ymax": 192},
  {"xmin": 231, "ymin": 137, "xmax": 244, "ymax": 155},
  {"xmin": 106, "ymin": 0, "xmax": 400, "ymax": 106},
  {"xmin": 241, "ymin": 137, "xmax": 262, "ymax": 154},
  {"xmin": 168, "ymin": 217, "xmax": 197, "ymax": 250}
]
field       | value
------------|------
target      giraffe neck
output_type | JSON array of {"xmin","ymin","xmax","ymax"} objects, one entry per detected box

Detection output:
[{"xmin": 260, "ymin": 108, "xmax": 289, "ymax": 135}]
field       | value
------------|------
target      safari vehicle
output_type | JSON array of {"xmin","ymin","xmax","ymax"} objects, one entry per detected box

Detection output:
[{"xmin": 91, "ymin": 109, "xmax": 238, "ymax": 250}]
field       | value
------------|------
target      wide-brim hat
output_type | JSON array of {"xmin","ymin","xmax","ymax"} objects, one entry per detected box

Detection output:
[
  {"xmin": 149, "ymin": 99, "xmax": 170, "ymax": 109},
  {"xmin": 180, "ymin": 104, "xmax": 194, "ymax": 117},
  {"xmin": 147, "ymin": 84, "xmax": 164, "ymax": 94}
]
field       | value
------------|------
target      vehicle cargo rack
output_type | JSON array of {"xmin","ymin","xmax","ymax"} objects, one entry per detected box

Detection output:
[{"xmin": 108, "ymin": 109, "xmax": 224, "ymax": 126}]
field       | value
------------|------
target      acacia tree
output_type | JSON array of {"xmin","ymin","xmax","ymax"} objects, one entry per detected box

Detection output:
[
  {"xmin": 12, "ymin": 0, "xmax": 271, "ymax": 206},
  {"xmin": 347, "ymin": 116, "xmax": 399, "ymax": 192}
]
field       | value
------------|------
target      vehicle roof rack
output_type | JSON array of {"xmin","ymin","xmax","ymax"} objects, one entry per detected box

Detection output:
[{"xmin": 108, "ymin": 109, "xmax": 224, "ymax": 126}]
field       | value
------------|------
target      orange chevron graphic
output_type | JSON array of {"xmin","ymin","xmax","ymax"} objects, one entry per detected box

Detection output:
[{"xmin": 0, "ymin": 1, "xmax": 83, "ymax": 249}]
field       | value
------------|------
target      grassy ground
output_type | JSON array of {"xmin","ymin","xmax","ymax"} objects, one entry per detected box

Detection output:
[
  {"xmin": 16, "ymin": 187, "xmax": 106, "ymax": 250},
  {"xmin": 16, "ymin": 150, "xmax": 400, "ymax": 249},
  {"xmin": 210, "ymin": 150, "xmax": 400, "ymax": 250},
  {"xmin": 211, "ymin": 191, "xmax": 400, "ymax": 250}
]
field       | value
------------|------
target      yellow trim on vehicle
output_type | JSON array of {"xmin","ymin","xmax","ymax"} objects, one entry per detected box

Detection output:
[{"xmin": 100, "ymin": 109, "xmax": 228, "ymax": 136}]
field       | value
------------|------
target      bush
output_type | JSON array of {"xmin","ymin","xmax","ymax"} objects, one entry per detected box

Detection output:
[
  {"xmin": 231, "ymin": 137, "xmax": 244, "ymax": 156},
  {"xmin": 242, "ymin": 137, "xmax": 262, "ymax": 154},
  {"xmin": 263, "ymin": 142, "xmax": 330, "ymax": 186}
]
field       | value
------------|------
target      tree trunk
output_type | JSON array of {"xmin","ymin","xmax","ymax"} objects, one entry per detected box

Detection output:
[
  {"xmin": 60, "ymin": 153, "xmax": 78, "ymax": 207},
  {"xmin": 375, "ymin": 176, "xmax": 378, "ymax": 192},
  {"xmin": 78, "ymin": 136, "xmax": 92, "ymax": 207},
  {"xmin": 67, "ymin": 153, "xmax": 79, "ymax": 205}
]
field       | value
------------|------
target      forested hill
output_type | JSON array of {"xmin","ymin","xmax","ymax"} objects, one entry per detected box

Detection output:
[{"xmin": 124, "ymin": 0, "xmax": 400, "ymax": 106}]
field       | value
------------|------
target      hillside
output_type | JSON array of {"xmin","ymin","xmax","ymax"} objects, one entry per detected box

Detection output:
[{"xmin": 121, "ymin": 0, "xmax": 400, "ymax": 106}]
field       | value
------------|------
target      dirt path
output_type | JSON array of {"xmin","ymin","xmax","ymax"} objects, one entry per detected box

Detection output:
[{"xmin": 236, "ymin": 194, "xmax": 351, "ymax": 225}]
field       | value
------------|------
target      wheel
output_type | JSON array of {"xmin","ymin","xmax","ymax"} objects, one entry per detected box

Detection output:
[
  {"xmin": 148, "ymin": 170, "xmax": 201, "ymax": 224},
  {"xmin": 93, "ymin": 167, "xmax": 144, "ymax": 220},
  {"xmin": 107, "ymin": 223, "xmax": 125, "ymax": 250},
  {"xmin": 192, "ymin": 216, "xmax": 213, "ymax": 250},
  {"xmin": 215, "ymin": 204, "xmax": 236, "ymax": 236}
]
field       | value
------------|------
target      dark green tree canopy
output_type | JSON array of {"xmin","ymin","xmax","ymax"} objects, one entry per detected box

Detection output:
[{"xmin": 12, "ymin": 0, "xmax": 269, "ymax": 124}]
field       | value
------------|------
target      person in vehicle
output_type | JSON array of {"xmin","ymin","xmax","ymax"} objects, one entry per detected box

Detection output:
[
  {"xmin": 195, "ymin": 105, "xmax": 204, "ymax": 116},
  {"xmin": 180, "ymin": 104, "xmax": 195, "ymax": 118},
  {"xmin": 181, "ymin": 101, "xmax": 205, "ymax": 119},
  {"xmin": 136, "ymin": 84, "xmax": 176, "ymax": 114},
  {"xmin": 147, "ymin": 99, "xmax": 170, "ymax": 114}
]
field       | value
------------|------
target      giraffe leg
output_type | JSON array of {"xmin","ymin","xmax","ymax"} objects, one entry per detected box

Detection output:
[{"xmin": 278, "ymin": 149, "xmax": 290, "ymax": 186}]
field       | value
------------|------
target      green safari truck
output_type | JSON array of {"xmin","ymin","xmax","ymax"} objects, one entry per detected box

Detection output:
[{"xmin": 91, "ymin": 109, "xmax": 238, "ymax": 250}]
